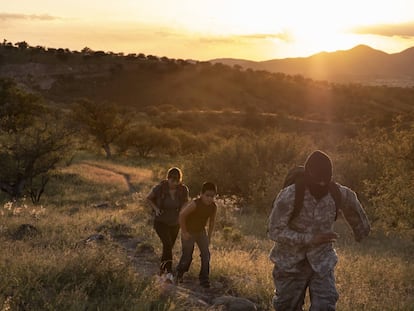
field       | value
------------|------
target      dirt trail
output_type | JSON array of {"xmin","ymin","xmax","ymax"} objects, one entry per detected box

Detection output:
[
  {"xmin": 115, "ymin": 236, "xmax": 229, "ymax": 309},
  {"xmin": 81, "ymin": 161, "xmax": 137, "ymax": 193},
  {"xmin": 63, "ymin": 161, "xmax": 153, "ymax": 193},
  {"xmin": 76, "ymin": 162, "xmax": 258, "ymax": 309}
]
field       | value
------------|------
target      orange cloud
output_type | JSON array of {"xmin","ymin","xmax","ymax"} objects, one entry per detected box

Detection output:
[
  {"xmin": 0, "ymin": 13, "xmax": 59, "ymax": 21},
  {"xmin": 353, "ymin": 21, "xmax": 414, "ymax": 38},
  {"xmin": 198, "ymin": 32, "xmax": 292, "ymax": 45}
]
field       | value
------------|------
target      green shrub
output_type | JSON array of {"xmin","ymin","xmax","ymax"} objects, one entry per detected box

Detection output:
[
  {"xmin": 185, "ymin": 131, "xmax": 311, "ymax": 211},
  {"xmin": 335, "ymin": 124, "xmax": 414, "ymax": 231}
]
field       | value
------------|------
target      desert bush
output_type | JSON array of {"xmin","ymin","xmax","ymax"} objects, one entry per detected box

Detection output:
[
  {"xmin": 184, "ymin": 131, "xmax": 311, "ymax": 211},
  {"xmin": 116, "ymin": 125, "xmax": 180, "ymax": 158},
  {"xmin": 173, "ymin": 129, "xmax": 217, "ymax": 155},
  {"xmin": 335, "ymin": 123, "xmax": 414, "ymax": 231}
]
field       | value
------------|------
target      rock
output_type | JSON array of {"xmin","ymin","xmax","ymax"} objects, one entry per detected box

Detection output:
[
  {"xmin": 135, "ymin": 242, "xmax": 155, "ymax": 254},
  {"xmin": 118, "ymin": 237, "xmax": 142, "ymax": 250},
  {"xmin": 84, "ymin": 234, "xmax": 105, "ymax": 243},
  {"xmin": 94, "ymin": 202, "xmax": 110, "ymax": 209},
  {"xmin": 210, "ymin": 296, "xmax": 257, "ymax": 311}
]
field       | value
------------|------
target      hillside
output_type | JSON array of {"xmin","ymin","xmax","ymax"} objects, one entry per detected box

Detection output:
[
  {"xmin": 1, "ymin": 42, "xmax": 414, "ymax": 310},
  {"xmin": 212, "ymin": 45, "xmax": 414, "ymax": 87},
  {"xmin": 1, "ymin": 42, "xmax": 414, "ymax": 127},
  {"xmin": 1, "ymin": 157, "xmax": 413, "ymax": 310}
]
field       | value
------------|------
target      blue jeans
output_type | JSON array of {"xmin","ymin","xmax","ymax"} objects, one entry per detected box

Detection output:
[{"xmin": 176, "ymin": 229, "xmax": 210, "ymax": 283}]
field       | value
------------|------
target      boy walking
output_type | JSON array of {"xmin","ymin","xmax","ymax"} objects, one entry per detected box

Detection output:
[{"xmin": 176, "ymin": 182, "xmax": 217, "ymax": 288}]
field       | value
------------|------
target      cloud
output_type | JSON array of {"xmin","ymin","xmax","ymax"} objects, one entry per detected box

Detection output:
[
  {"xmin": 0, "ymin": 13, "xmax": 59, "ymax": 21},
  {"xmin": 353, "ymin": 21, "xmax": 414, "ymax": 38},
  {"xmin": 198, "ymin": 32, "xmax": 292, "ymax": 45},
  {"xmin": 236, "ymin": 33, "xmax": 292, "ymax": 41}
]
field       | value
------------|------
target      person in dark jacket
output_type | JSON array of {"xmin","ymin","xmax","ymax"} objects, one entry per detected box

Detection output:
[
  {"xmin": 175, "ymin": 182, "xmax": 217, "ymax": 288},
  {"xmin": 146, "ymin": 167, "xmax": 189, "ymax": 282}
]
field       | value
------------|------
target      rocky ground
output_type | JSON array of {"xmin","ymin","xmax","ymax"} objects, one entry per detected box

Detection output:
[{"xmin": 115, "ymin": 235, "xmax": 259, "ymax": 310}]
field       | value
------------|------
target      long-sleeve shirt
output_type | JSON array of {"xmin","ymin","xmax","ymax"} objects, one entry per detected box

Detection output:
[{"xmin": 268, "ymin": 184, "xmax": 370, "ymax": 275}]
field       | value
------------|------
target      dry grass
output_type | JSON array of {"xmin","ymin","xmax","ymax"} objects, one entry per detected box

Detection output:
[
  {"xmin": 178, "ymin": 199, "xmax": 414, "ymax": 310},
  {"xmin": 1, "ymin": 159, "xmax": 413, "ymax": 310},
  {"xmin": 81, "ymin": 160, "xmax": 153, "ymax": 184},
  {"xmin": 61, "ymin": 160, "xmax": 153, "ymax": 191},
  {"xmin": 63, "ymin": 163, "xmax": 130, "ymax": 190}
]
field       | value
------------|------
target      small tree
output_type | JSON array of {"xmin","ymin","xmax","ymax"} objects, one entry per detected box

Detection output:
[
  {"xmin": 1, "ymin": 120, "xmax": 72, "ymax": 201},
  {"xmin": 0, "ymin": 79, "xmax": 73, "ymax": 201},
  {"xmin": 116, "ymin": 125, "xmax": 179, "ymax": 158},
  {"xmin": 71, "ymin": 99, "xmax": 131, "ymax": 158},
  {"xmin": 184, "ymin": 132, "xmax": 309, "ymax": 210},
  {"xmin": 15, "ymin": 41, "xmax": 28, "ymax": 50}
]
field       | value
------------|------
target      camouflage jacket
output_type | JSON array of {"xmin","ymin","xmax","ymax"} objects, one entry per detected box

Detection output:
[{"xmin": 268, "ymin": 184, "xmax": 370, "ymax": 275}]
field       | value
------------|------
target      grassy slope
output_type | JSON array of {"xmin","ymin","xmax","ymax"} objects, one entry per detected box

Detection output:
[{"xmin": 0, "ymin": 158, "xmax": 413, "ymax": 310}]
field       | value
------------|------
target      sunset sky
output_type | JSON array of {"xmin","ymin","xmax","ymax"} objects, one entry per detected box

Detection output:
[{"xmin": 2, "ymin": 0, "xmax": 414, "ymax": 61}]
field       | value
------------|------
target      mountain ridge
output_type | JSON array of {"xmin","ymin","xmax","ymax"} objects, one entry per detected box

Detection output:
[{"xmin": 210, "ymin": 45, "xmax": 414, "ymax": 86}]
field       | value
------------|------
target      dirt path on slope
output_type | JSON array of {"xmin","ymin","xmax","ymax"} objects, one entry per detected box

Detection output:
[
  {"xmin": 114, "ymin": 235, "xmax": 232, "ymax": 309},
  {"xmin": 75, "ymin": 161, "xmax": 258, "ymax": 309}
]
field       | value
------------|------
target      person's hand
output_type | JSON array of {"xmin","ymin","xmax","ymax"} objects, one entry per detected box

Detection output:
[
  {"xmin": 311, "ymin": 232, "xmax": 339, "ymax": 245},
  {"xmin": 181, "ymin": 231, "xmax": 191, "ymax": 240}
]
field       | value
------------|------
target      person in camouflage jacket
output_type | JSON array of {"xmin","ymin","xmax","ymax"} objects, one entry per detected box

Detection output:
[{"xmin": 268, "ymin": 150, "xmax": 370, "ymax": 311}]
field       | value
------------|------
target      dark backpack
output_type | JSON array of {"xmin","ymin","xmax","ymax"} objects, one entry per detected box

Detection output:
[{"xmin": 281, "ymin": 166, "xmax": 342, "ymax": 223}]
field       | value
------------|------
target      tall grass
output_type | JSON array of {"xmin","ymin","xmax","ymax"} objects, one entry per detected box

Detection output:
[
  {"xmin": 0, "ymin": 174, "xmax": 181, "ymax": 310},
  {"xmin": 1, "ymin": 158, "xmax": 413, "ymax": 310}
]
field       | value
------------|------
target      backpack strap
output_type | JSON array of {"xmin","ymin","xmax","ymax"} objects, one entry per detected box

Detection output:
[
  {"xmin": 290, "ymin": 180, "xmax": 342, "ymax": 223},
  {"xmin": 152, "ymin": 180, "xmax": 169, "ymax": 209},
  {"xmin": 290, "ymin": 175, "xmax": 306, "ymax": 224},
  {"xmin": 328, "ymin": 182, "xmax": 342, "ymax": 220}
]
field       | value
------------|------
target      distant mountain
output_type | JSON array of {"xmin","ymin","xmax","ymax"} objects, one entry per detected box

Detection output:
[{"xmin": 211, "ymin": 45, "xmax": 414, "ymax": 87}]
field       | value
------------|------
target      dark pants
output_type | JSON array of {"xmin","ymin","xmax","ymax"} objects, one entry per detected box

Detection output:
[
  {"xmin": 153, "ymin": 221, "xmax": 179, "ymax": 274},
  {"xmin": 272, "ymin": 259, "xmax": 338, "ymax": 311},
  {"xmin": 176, "ymin": 229, "xmax": 210, "ymax": 284}
]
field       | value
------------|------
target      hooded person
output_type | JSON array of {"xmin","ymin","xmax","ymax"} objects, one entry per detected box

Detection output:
[
  {"xmin": 304, "ymin": 150, "xmax": 333, "ymax": 199},
  {"xmin": 268, "ymin": 150, "xmax": 371, "ymax": 311}
]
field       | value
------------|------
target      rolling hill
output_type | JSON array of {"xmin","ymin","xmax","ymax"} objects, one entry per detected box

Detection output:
[
  {"xmin": 211, "ymin": 45, "xmax": 414, "ymax": 87},
  {"xmin": 1, "ymin": 42, "xmax": 414, "ymax": 127}
]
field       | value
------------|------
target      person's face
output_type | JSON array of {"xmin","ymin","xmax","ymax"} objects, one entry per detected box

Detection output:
[
  {"xmin": 306, "ymin": 172, "xmax": 330, "ymax": 199},
  {"xmin": 168, "ymin": 176, "xmax": 180, "ymax": 189},
  {"xmin": 201, "ymin": 190, "xmax": 216, "ymax": 205}
]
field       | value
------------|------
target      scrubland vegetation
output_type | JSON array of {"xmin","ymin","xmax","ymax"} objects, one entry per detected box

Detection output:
[
  {"xmin": 1, "ymin": 167, "xmax": 412, "ymax": 310},
  {"xmin": 1, "ymin": 42, "xmax": 414, "ymax": 310}
]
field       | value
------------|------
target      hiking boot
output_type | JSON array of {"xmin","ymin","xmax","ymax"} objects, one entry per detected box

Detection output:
[
  {"xmin": 159, "ymin": 262, "xmax": 168, "ymax": 276},
  {"xmin": 165, "ymin": 273, "xmax": 174, "ymax": 284}
]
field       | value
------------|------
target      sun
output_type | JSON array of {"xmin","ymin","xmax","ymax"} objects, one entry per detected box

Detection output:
[{"xmin": 289, "ymin": 24, "xmax": 360, "ymax": 55}]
